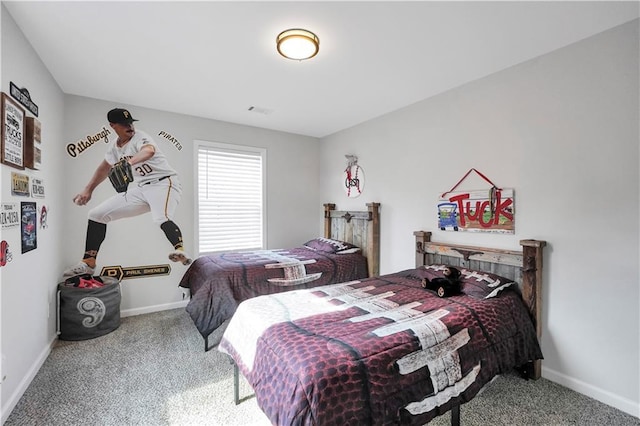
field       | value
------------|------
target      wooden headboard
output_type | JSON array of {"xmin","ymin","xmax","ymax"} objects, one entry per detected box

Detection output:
[
  {"xmin": 323, "ymin": 203, "xmax": 380, "ymax": 278},
  {"xmin": 414, "ymin": 231, "xmax": 546, "ymax": 379}
]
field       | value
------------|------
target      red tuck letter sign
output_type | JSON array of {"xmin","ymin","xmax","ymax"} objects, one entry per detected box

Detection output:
[{"xmin": 438, "ymin": 189, "xmax": 515, "ymax": 234}]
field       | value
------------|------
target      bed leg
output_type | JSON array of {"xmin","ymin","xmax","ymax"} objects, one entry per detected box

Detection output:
[
  {"xmin": 233, "ymin": 362, "xmax": 240, "ymax": 405},
  {"xmin": 204, "ymin": 334, "xmax": 220, "ymax": 352},
  {"xmin": 451, "ymin": 404, "xmax": 460, "ymax": 426},
  {"xmin": 516, "ymin": 361, "xmax": 539, "ymax": 380},
  {"xmin": 204, "ymin": 332, "xmax": 224, "ymax": 352}
]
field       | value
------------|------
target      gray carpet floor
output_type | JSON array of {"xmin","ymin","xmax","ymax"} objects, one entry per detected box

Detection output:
[{"xmin": 5, "ymin": 308, "xmax": 639, "ymax": 425}]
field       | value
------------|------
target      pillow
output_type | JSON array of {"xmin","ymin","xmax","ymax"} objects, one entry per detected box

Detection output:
[
  {"xmin": 335, "ymin": 247, "xmax": 361, "ymax": 255},
  {"xmin": 422, "ymin": 264, "xmax": 516, "ymax": 299},
  {"xmin": 303, "ymin": 237, "xmax": 360, "ymax": 254}
]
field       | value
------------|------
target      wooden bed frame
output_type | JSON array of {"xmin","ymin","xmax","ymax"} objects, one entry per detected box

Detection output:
[
  {"xmin": 324, "ymin": 202, "xmax": 380, "ymax": 277},
  {"xmin": 414, "ymin": 231, "xmax": 546, "ymax": 425},
  {"xmin": 414, "ymin": 231, "xmax": 546, "ymax": 380}
]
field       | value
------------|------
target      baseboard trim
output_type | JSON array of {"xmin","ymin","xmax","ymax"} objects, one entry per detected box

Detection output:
[
  {"xmin": 1, "ymin": 336, "xmax": 56, "ymax": 424},
  {"xmin": 543, "ymin": 366, "xmax": 639, "ymax": 418},
  {"xmin": 120, "ymin": 299, "xmax": 188, "ymax": 318}
]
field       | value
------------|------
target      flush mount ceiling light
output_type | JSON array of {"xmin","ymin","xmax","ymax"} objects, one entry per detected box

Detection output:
[{"xmin": 276, "ymin": 28, "xmax": 319, "ymax": 61}]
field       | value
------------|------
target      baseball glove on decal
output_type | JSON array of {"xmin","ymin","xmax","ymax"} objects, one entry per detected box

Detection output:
[{"xmin": 108, "ymin": 160, "xmax": 134, "ymax": 193}]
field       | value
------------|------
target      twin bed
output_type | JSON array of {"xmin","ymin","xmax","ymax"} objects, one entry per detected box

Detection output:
[
  {"xmin": 179, "ymin": 203, "xmax": 381, "ymax": 350},
  {"xmin": 217, "ymin": 231, "xmax": 546, "ymax": 425}
]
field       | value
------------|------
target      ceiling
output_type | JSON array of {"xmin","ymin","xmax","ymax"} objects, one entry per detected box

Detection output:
[{"xmin": 4, "ymin": 1, "xmax": 639, "ymax": 138}]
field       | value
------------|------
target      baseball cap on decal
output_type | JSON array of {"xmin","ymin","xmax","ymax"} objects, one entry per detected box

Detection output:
[{"xmin": 107, "ymin": 108, "xmax": 138, "ymax": 124}]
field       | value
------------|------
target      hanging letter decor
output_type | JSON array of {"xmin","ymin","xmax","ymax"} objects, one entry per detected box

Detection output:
[{"xmin": 438, "ymin": 168, "xmax": 515, "ymax": 234}]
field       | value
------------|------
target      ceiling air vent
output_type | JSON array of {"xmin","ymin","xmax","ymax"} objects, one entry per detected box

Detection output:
[{"xmin": 248, "ymin": 106, "xmax": 274, "ymax": 115}]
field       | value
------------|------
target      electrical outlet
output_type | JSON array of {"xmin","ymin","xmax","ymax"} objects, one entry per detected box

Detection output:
[{"xmin": 181, "ymin": 287, "xmax": 190, "ymax": 300}]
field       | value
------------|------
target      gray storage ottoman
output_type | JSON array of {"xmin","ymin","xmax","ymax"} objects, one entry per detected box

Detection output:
[{"xmin": 57, "ymin": 276, "xmax": 121, "ymax": 341}]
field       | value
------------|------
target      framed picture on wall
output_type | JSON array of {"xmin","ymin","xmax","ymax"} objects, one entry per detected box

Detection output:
[
  {"xmin": 25, "ymin": 117, "xmax": 41, "ymax": 170},
  {"xmin": 1, "ymin": 92, "xmax": 26, "ymax": 169},
  {"xmin": 21, "ymin": 201, "xmax": 37, "ymax": 254}
]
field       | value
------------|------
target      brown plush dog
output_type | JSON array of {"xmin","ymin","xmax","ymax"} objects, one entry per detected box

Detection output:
[{"xmin": 422, "ymin": 266, "xmax": 462, "ymax": 297}]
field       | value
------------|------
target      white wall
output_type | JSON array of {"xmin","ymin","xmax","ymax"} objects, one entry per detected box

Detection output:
[
  {"xmin": 319, "ymin": 20, "xmax": 639, "ymax": 417},
  {"xmin": 1, "ymin": 4, "xmax": 66, "ymax": 421},
  {"xmin": 1, "ymin": 7, "xmax": 321, "ymax": 421}
]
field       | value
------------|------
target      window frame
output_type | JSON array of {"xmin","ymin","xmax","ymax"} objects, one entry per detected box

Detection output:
[{"xmin": 193, "ymin": 140, "xmax": 267, "ymax": 256}]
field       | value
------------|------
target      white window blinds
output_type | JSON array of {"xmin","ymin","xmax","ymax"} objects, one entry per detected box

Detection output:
[{"xmin": 196, "ymin": 142, "xmax": 265, "ymax": 254}]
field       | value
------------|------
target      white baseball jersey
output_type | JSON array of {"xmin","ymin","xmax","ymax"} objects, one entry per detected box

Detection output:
[
  {"xmin": 104, "ymin": 130, "xmax": 176, "ymax": 185},
  {"xmin": 91, "ymin": 129, "xmax": 182, "ymax": 225}
]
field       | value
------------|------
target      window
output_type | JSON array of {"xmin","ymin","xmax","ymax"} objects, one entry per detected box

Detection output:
[{"xmin": 195, "ymin": 141, "xmax": 266, "ymax": 255}]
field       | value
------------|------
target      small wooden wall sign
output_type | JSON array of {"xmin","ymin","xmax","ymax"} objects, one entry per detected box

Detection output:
[
  {"xmin": 24, "ymin": 117, "xmax": 41, "ymax": 170},
  {"xmin": 1, "ymin": 93, "xmax": 25, "ymax": 169},
  {"xmin": 438, "ymin": 188, "xmax": 515, "ymax": 234},
  {"xmin": 11, "ymin": 172, "xmax": 30, "ymax": 197}
]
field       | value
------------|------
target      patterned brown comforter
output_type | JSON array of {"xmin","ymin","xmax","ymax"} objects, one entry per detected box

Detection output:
[
  {"xmin": 219, "ymin": 265, "xmax": 543, "ymax": 425},
  {"xmin": 179, "ymin": 247, "xmax": 368, "ymax": 338}
]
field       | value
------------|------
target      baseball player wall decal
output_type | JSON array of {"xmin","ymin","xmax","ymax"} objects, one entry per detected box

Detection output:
[{"xmin": 63, "ymin": 108, "xmax": 191, "ymax": 279}]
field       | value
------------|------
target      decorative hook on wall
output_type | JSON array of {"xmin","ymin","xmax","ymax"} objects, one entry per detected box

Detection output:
[{"xmin": 343, "ymin": 154, "xmax": 364, "ymax": 198}]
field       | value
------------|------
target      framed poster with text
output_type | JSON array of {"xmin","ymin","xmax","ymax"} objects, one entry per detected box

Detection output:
[
  {"xmin": 1, "ymin": 93, "xmax": 25, "ymax": 169},
  {"xmin": 21, "ymin": 201, "xmax": 37, "ymax": 253}
]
